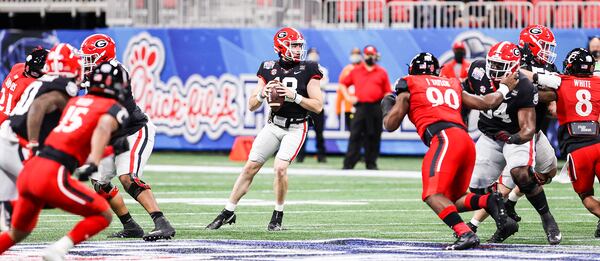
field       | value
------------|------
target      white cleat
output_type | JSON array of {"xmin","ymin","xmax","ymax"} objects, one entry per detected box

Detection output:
[{"xmin": 42, "ymin": 247, "xmax": 66, "ymax": 261}]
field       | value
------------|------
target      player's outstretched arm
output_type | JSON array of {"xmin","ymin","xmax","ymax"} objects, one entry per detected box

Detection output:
[
  {"xmin": 519, "ymin": 69, "xmax": 561, "ymax": 90},
  {"xmin": 26, "ymin": 91, "xmax": 69, "ymax": 146},
  {"xmin": 88, "ymin": 114, "xmax": 120, "ymax": 165},
  {"xmin": 461, "ymin": 72, "xmax": 518, "ymax": 110},
  {"xmin": 382, "ymin": 92, "xmax": 409, "ymax": 132}
]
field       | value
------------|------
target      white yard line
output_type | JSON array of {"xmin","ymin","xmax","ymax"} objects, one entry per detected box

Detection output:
[{"xmin": 145, "ymin": 164, "xmax": 421, "ymax": 178}]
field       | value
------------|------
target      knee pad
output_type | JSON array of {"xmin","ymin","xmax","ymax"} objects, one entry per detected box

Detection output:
[
  {"xmin": 92, "ymin": 179, "xmax": 119, "ymax": 200},
  {"xmin": 125, "ymin": 175, "xmax": 151, "ymax": 200}
]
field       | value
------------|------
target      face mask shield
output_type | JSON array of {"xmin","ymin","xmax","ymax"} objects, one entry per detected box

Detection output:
[{"xmin": 486, "ymin": 57, "xmax": 517, "ymax": 81}]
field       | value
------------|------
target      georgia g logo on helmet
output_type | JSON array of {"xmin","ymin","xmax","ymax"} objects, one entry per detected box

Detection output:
[
  {"xmin": 94, "ymin": 39, "xmax": 108, "ymax": 48},
  {"xmin": 277, "ymin": 31, "xmax": 287, "ymax": 39},
  {"xmin": 529, "ymin": 27, "xmax": 543, "ymax": 35}
]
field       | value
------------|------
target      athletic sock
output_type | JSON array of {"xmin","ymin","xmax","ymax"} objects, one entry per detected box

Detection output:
[
  {"xmin": 508, "ymin": 190, "xmax": 522, "ymax": 203},
  {"xmin": 150, "ymin": 211, "xmax": 164, "ymax": 222},
  {"xmin": 67, "ymin": 215, "xmax": 110, "ymax": 244},
  {"xmin": 526, "ymin": 189, "xmax": 550, "ymax": 216},
  {"xmin": 118, "ymin": 212, "xmax": 133, "ymax": 225},
  {"xmin": 469, "ymin": 218, "xmax": 481, "ymax": 227},
  {"xmin": 0, "ymin": 232, "xmax": 15, "ymax": 254},
  {"xmin": 438, "ymin": 205, "xmax": 470, "ymax": 236},
  {"xmin": 225, "ymin": 202, "xmax": 237, "ymax": 212},
  {"xmin": 275, "ymin": 204, "xmax": 284, "ymax": 212},
  {"xmin": 464, "ymin": 193, "xmax": 489, "ymax": 210}
]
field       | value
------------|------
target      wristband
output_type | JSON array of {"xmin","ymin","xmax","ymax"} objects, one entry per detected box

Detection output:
[
  {"xmin": 497, "ymin": 84, "xmax": 510, "ymax": 98},
  {"xmin": 294, "ymin": 93, "xmax": 303, "ymax": 104},
  {"xmin": 256, "ymin": 91, "xmax": 265, "ymax": 102}
]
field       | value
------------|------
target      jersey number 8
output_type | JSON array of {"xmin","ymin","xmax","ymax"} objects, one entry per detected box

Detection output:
[{"xmin": 575, "ymin": 89, "xmax": 592, "ymax": 117}]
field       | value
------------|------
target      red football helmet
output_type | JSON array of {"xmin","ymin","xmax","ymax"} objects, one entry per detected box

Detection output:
[
  {"xmin": 486, "ymin": 41, "xmax": 521, "ymax": 81},
  {"xmin": 80, "ymin": 33, "xmax": 116, "ymax": 73},
  {"xmin": 519, "ymin": 25, "xmax": 557, "ymax": 65},
  {"xmin": 273, "ymin": 27, "xmax": 306, "ymax": 62},
  {"xmin": 44, "ymin": 43, "xmax": 84, "ymax": 82}
]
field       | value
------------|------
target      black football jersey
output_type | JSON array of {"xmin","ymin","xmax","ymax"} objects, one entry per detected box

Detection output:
[
  {"xmin": 463, "ymin": 59, "xmax": 538, "ymax": 136},
  {"xmin": 9, "ymin": 75, "xmax": 79, "ymax": 146},
  {"xmin": 257, "ymin": 59, "xmax": 323, "ymax": 118},
  {"xmin": 83, "ymin": 60, "xmax": 148, "ymax": 139},
  {"xmin": 520, "ymin": 54, "xmax": 558, "ymax": 133}
]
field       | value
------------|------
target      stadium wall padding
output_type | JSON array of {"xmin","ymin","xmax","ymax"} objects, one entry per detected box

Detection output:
[{"xmin": 1, "ymin": 28, "xmax": 598, "ymax": 155}]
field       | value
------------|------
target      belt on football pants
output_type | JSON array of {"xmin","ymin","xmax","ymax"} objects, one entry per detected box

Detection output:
[
  {"xmin": 423, "ymin": 121, "xmax": 466, "ymax": 147},
  {"xmin": 269, "ymin": 114, "xmax": 307, "ymax": 129},
  {"xmin": 39, "ymin": 146, "xmax": 80, "ymax": 173}
]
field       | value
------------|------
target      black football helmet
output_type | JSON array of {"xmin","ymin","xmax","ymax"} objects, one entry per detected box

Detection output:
[
  {"xmin": 409, "ymin": 52, "xmax": 440, "ymax": 76},
  {"xmin": 563, "ymin": 48, "xmax": 595, "ymax": 76},
  {"xmin": 88, "ymin": 62, "xmax": 130, "ymax": 103},
  {"xmin": 24, "ymin": 47, "xmax": 49, "ymax": 78}
]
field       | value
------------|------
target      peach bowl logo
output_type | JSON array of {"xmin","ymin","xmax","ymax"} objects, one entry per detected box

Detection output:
[{"xmin": 123, "ymin": 32, "xmax": 244, "ymax": 143}]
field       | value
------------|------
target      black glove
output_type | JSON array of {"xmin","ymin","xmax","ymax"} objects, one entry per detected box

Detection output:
[
  {"xmin": 74, "ymin": 163, "xmax": 98, "ymax": 181},
  {"xmin": 494, "ymin": 131, "xmax": 522, "ymax": 144},
  {"xmin": 111, "ymin": 137, "xmax": 130, "ymax": 156},
  {"xmin": 381, "ymin": 94, "xmax": 396, "ymax": 118}
]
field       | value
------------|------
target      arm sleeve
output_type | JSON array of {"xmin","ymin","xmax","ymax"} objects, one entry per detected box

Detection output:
[
  {"xmin": 308, "ymin": 62, "xmax": 323, "ymax": 80},
  {"xmin": 394, "ymin": 78, "xmax": 409, "ymax": 95},
  {"xmin": 107, "ymin": 104, "xmax": 130, "ymax": 127}
]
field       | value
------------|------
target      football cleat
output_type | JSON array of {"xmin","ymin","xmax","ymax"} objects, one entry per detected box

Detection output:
[
  {"xmin": 143, "ymin": 216, "xmax": 176, "ymax": 241},
  {"xmin": 108, "ymin": 221, "xmax": 144, "ymax": 238},
  {"xmin": 595, "ymin": 220, "xmax": 600, "ymax": 238},
  {"xmin": 268, "ymin": 210, "xmax": 284, "ymax": 231},
  {"xmin": 504, "ymin": 199, "xmax": 522, "ymax": 222},
  {"xmin": 542, "ymin": 213, "xmax": 561, "ymax": 245},
  {"xmin": 446, "ymin": 231, "xmax": 480, "ymax": 250},
  {"xmin": 206, "ymin": 209, "xmax": 236, "ymax": 230},
  {"xmin": 486, "ymin": 193, "xmax": 519, "ymax": 243}
]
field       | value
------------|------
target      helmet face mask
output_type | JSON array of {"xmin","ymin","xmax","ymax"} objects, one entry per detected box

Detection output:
[
  {"xmin": 486, "ymin": 58, "xmax": 518, "ymax": 81},
  {"xmin": 537, "ymin": 39, "xmax": 557, "ymax": 65}
]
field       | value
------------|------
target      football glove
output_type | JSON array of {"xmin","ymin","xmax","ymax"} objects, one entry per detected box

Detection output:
[{"xmin": 75, "ymin": 163, "xmax": 98, "ymax": 182}]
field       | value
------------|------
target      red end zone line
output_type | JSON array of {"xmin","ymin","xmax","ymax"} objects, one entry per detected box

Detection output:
[{"xmin": 144, "ymin": 165, "xmax": 421, "ymax": 179}]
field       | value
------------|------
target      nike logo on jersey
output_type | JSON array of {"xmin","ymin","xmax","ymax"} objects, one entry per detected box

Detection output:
[{"xmin": 294, "ymin": 71, "xmax": 301, "ymax": 75}]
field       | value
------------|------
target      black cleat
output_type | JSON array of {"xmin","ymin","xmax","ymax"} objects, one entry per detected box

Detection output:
[
  {"xmin": 446, "ymin": 231, "xmax": 480, "ymax": 250},
  {"xmin": 486, "ymin": 193, "xmax": 519, "ymax": 243},
  {"xmin": 595, "ymin": 220, "xmax": 600, "ymax": 238},
  {"xmin": 504, "ymin": 199, "xmax": 522, "ymax": 222},
  {"xmin": 487, "ymin": 217, "xmax": 518, "ymax": 243},
  {"xmin": 108, "ymin": 221, "xmax": 144, "ymax": 238},
  {"xmin": 206, "ymin": 209, "xmax": 236, "ymax": 230},
  {"xmin": 143, "ymin": 216, "xmax": 176, "ymax": 241},
  {"xmin": 541, "ymin": 213, "xmax": 561, "ymax": 245},
  {"xmin": 268, "ymin": 210, "xmax": 284, "ymax": 231}
]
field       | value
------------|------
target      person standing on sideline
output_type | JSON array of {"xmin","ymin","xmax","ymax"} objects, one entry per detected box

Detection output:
[
  {"xmin": 440, "ymin": 41, "xmax": 470, "ymax": 82},
  {"xmin": 588, "ymin": 36, "xmax": 600, "ymax": 76},
  {"xmin": 296, "ymin": 48, "xmax": 328, "ymax": 163},
  {"xmin": 339, "ymin": 45, "xmax": 391, "ymax": 170},
  {"xmin": 336, "ymin": 48, "xmax": 362, "ymax": 130}
]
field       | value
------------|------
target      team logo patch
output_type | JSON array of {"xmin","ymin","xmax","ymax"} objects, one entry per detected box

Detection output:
[
  {"xmin": 512, "ymin": 48, "xmax": 520, "ymax": 57},
  {"xmin": 271, "ymin": 69, "xmax": 277, "ymax": 75},
  {"xmin": 472, "ymin": 67, "xmax": 485, "ymax": 81},
  {"xmin": 277, "ymin": 31, "xmax": 287, "ymax": 38},
  {"xmin": 529, "ymin": 27, "xmax": 542, "ymax": 35},
  {"xmin": 94, "ymin": 39, "xmax": 108, "ymax": 48},
  {"xmin": 480, "ymin": 86, "xmax": 486, "ymax": 93},
  {"xmin": 263, "ymin": 61, "xmax": 275, "ymax": 69},
  {"xmin": 299, "ymin": 65, "xmax": 305, "ymax": 70}
]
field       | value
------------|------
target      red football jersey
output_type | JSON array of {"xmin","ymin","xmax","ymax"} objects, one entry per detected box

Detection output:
[
  {"xmin": 555, "ymin": 75, "xmax": 600, "ymax": 125},
  {"xmin": 396, "ymin": 75, "xmax": 466, "ymax": 138},
  {"xmin": 45, "ymin": 95, "xmax": 128, "ymax": 165},
  {"xmin": 0, "ymin": 63, "xmax": 36, "ymax": 124}
]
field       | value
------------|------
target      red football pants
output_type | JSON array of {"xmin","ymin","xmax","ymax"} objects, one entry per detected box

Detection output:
[
  {"xmin": 566, "ymin": 143, "xmax": 600, "ymax": 197},
  {"xmin": 11, "ymin": 157, "xmax": 109, "ymax": 236},
  {"xmin": 421, "ymin": 127, "xmax": 476, "ymax": 201}
]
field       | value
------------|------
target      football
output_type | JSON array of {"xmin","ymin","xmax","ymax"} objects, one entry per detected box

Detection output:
[{"xmin": 267, "ymin": 81, "xmax": 285, "ymax": 112}]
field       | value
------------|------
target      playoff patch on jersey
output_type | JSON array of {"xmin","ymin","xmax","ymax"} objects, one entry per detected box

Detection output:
[
  {"xmin": 66, "ymin": 82, "xmax": 79, "ymax": 97},
  {"xmin": 471, "ymin": 67, "xmax": 485, "ymax": 81},
  {"xmin": 263, "ymin": 61, "xmax": 275, "ymax": 70}
]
